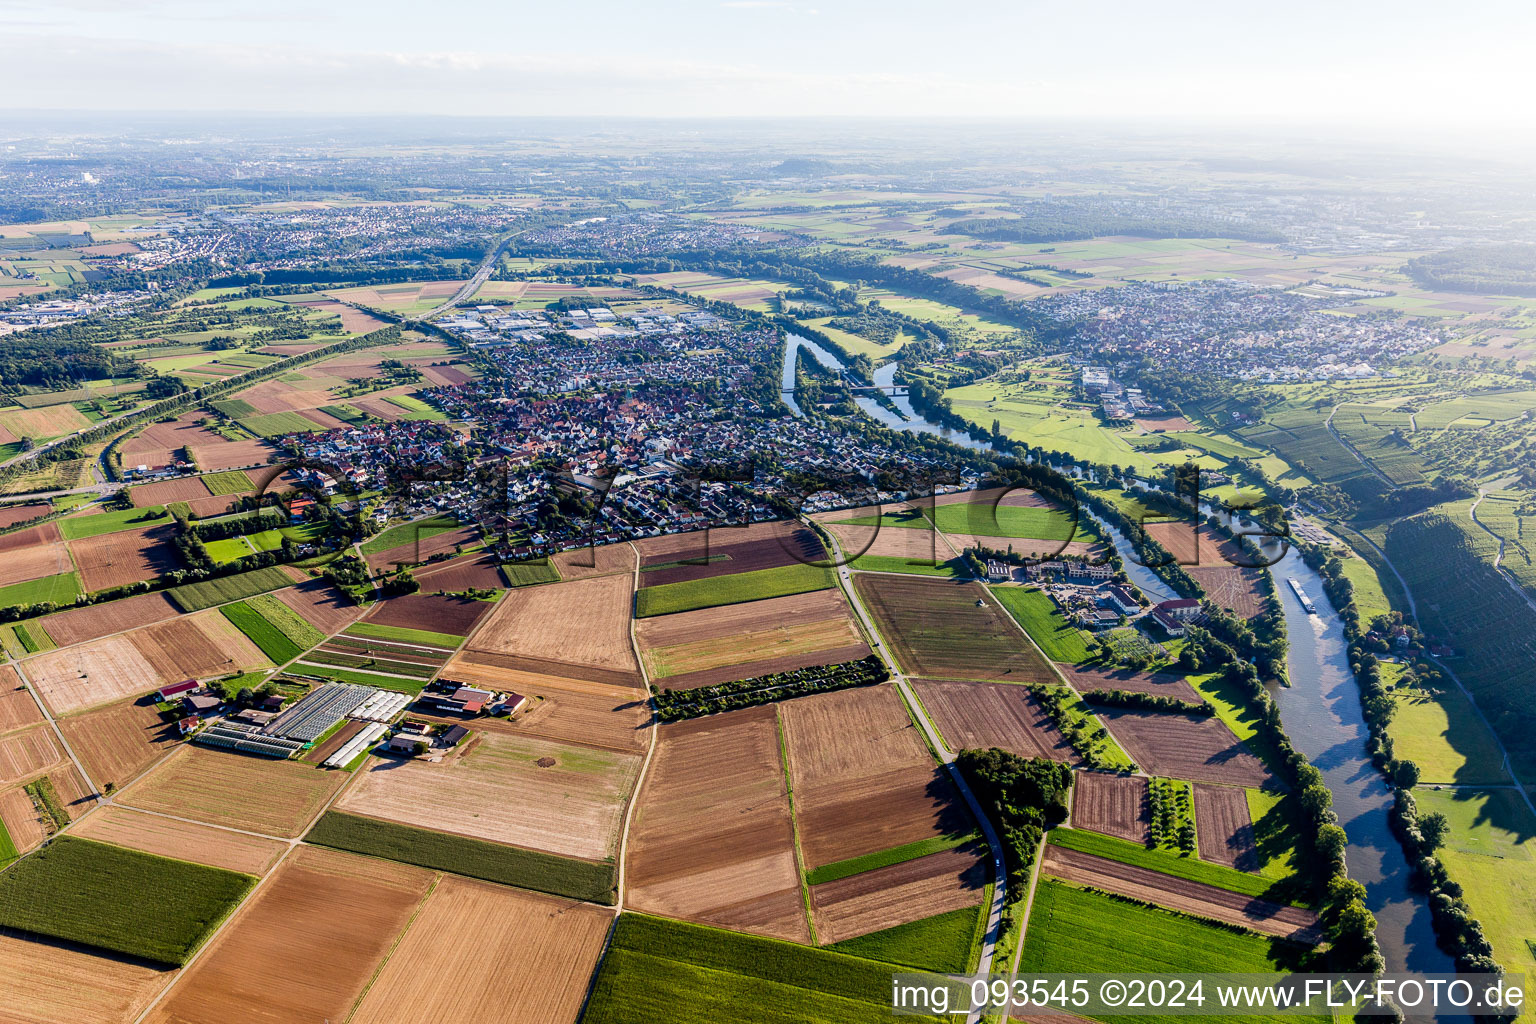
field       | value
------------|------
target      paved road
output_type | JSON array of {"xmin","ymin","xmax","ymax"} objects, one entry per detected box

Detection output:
[
  {"xmin": 819, "ymin": 528, "xmax": 1006, "ymax": 1021},
  {"xmin": 417, "ymin": 232, "xmax": 519, "ymax": 322}
]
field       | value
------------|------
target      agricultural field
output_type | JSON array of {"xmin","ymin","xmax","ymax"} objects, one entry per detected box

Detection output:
[
  {"xmin": 991, "ymin": 585, "xmax": 1095, "ymax": 663},
  {"xmin": 808, "ymin": 844, "xmax": 987, "ymax": 945},
  {"xmin": 118, "ymin": 744, "xmax": 345, "ymax": 837},
  {"xmin": 335, "ymin": 729, "xmax": 640, "ymax": 861},
  {"xmin": 68, "ymin": 523, "xmax": 181, "ymax": 592},
  {"xmin": 1072, "ymin": 771, "xmax": 1151, "ymax": 844},
  {"xmin": 0, "ymin": 670, "xmax": 43, "ymax": 732},
  {"xmin": 0, "ymin": 835, "xmax": 256, "ymax": 965},
  {"xmin": 631, "ymin": 270, "xmax": 792, "ymax": 311},
  {"xmin": 626, "ymin": 705, "xmax": 808, "ymax": 942},
  {"xmin": 220, "ymin": 592, "xmax": 324, "ymax": 663},
  {"xmin": 635, "ymin": 520, "xmax": 825, "ymax": 586},
  {"xmin": 911, "ymin": 678, "xmax": 1078, "ymax": 762},
  {"xmin": 0, "ymin": 724, "xmax": 64, "ymax": 784},
  {"xmin": 72, "ymin": 806, "xmax": 287, "ymax": 875},
  {"xmin": 779, "ymin": 685, "xmax": 970, "ymax": 871},
  {"xmin": 853, "ymin": 573, "xmax": 1055, "ymax": 682},
  {"xmin": 464, "ymin": 573, "xmax": 641, "ymax": 685},
  {"xmin": 349, "ymin": 875, "xmax": 613, "ymax": 1024},
  {"xmin": 635, "ymin": 561, "xmax": 836, "ymax": 617},
  {"xmin": 0, "ymin": 931, "xmax": 174, "ymax": 1024},
  {"xmin": 166, "ymin": 563, "xmax": 303, "ymax": 611},
  {"xmin": 581, "ymin": 912, "xmax": 944, "ymax": 1024},
  {"xmin": 33, "ymin": 591, "xmax": 182, "ymax": 646},
  {"xmin": 1095, "ymin": 707, "xmax": 1274, "ymax": 787},
  {"xmin": 271, "ymin": 577, "xmax": 367, "ymax": 633},
  {"xmin": 1388, "ymin": 680, "xmax": 1508, "ymax": 785},
  {"xmin": 56, "ymin": 695, "xmax": 179, "ymax": 790},
  {"xmin": 1193, "ymin": 783, "xmax": 1261, "ymax": 871},
  {"xmin": 143, "ymin": 845, "xmax": 433, "ymax": 1024},
  {"xmin": 635, "ymin": 587, "xmax": 869, "ymax": 689},
  {"xmin": 360, "ymin": 590, "xmax": 495, "ymax": 637}
]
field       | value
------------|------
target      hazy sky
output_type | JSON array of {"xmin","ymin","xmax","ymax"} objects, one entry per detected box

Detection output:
[{"xmin": 5, "ymin": 0, "xmax": 1533, "ymax": 132}]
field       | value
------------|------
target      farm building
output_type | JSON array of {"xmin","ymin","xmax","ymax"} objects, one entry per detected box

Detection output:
[{"xmin": 158, "ymin": 680, "xmax": 197, "ymax": 702}]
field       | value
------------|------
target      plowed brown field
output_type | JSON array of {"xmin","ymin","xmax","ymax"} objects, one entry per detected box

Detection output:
[
  {"xmin": 119, "ymin": 745, "xmax": 344, "ymax": 837},
  {"xmin": 69, "ymin": 524, "xmax": 180, "ymax": 592},
  {"xmin": 36, "ymin": 592, "xmax": 181, "ymax": 647},
  {"xmin": 335, "ymin": 730, "xmax": 639, "ymax": 860},
  {"xmin": 635, "ymin": 588, "xmax": 867, "ymax": 687},
  {"xmin": 1188, "ymin": 565, "xmax": 1267, "ymax": 619},
  {"xmin": 0, "ymin": 669, "xmax": 42, "ymax": 732},
  {"xmin": 854, "ymin": 574, "xmax": 1054, "ymax": 682},
  {"xmin": 627, "ymin": 706, "xmax": 808, "ymax": 942},
  {"xmin": 0, "ymin": 537, "xmax": 71, "ymax": 588},
  {"xmin": 551, "ymin": 541, "xmax": 633, "ymax": 579},
  {"xmin": 780, "ymin": 686, "xmax": 970, "ymax": 870},
  {"xmin": 413, "ymin": 552, "xmax": 509, "ymax": 590},
  {"xmin": 144, "ymin": 846, "xmax": 432, "ymax": 1024},
  {"xmin": 0, "ymin": 932, "xmax": 173, "ymax": 1024},
  {"xmin": 810, "ymin": 845, "xmax": 987, "ymax": 943},
  {"xmin": 48, "ymin": 765, "xmax": 97, "ymax": 820},
  {"xmin": 466, "ymin": 574, "xmax": 639, "ymax": 681},
  {"xmin": 1193, "ymin": 784, "xmax": 1260, "ymax": 871},
  {"xmin": 128, "ymin": 476, "xmax": 211, "ymax": 507},
  {"xmin": 1041, "ymin": 845, "xmax": 1319, "ymax": 942},
  {"xmin": 350, "ymin": 875, "xmax": 611, "ymax": 1024},
  {"xmin": 185, "ymin": 438, "xmax": 276, "ymax": 472},
  {"xmin": 1096, "ymin": 708, "xmax": 1274, "ymax": 788},
  {"xmin": 636, "ymin": 521, "xmax": 824, "ymax": 587},
  {"xmin": 0, "ymin": 784, "xmax": 46, "ymax": 852},
  {"xmin": 911, "ymin": 679, "xmax": 1079, "ymax": 763},
  {"xmin": 0, "ymin": 522, "xmax": 60, "ymax": 553},
  {"xmin": 128, "ymin": 609, "xmax": 271, "ymax": 681},
  {"xmin": 72, "ymin": 806, "xmax": 287, "ymax": 875},
  {"xmin": 1071, "ymin": 772, "xmax": 1150, "ymax": 843},
  {"xmin": 1060, "ymin": 664, "xmax": 1201, "ymax": 702},
  {"xmin": 271, "ymin": 578, "xmax": 363, "ymax": 633},
  {"xmin": 364, "ymin": 525, "xmax": 480, "ymax": 571},
  {"xmin": 362, "ymin": 592, "xmax": 491, "ymax": 636},
  {"xmin": 0, "ymin": 502, "xmax": 49, "ymax": 528},
  {"xmin": 58, "ymin": 697, "xmax": 180, "ymax": 790}
]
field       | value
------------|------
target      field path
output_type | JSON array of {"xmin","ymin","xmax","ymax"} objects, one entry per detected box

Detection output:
[
  {"xmin": 821, "ymin": 524, "xmax": 1005, "ymax": 1021},
  {"xmin": 614, "ymin": 542, "xmax": 655, "ymax": 910}
]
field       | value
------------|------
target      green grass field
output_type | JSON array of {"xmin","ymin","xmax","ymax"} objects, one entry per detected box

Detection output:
[
  {"xmin": 0, "ymin": 570, "xmax": 81, "ymax": 610},
  {"xmin": 500, "ymin": 560, "xmax": 558, "ymax": 587},
  {"xmin": 1047, "ymin": 829, "xmax": 1305, "ymax": 905},
  {"xmin": 200, "ymin": 469, "xmax": 253, "ymax": 495},
  {"xmin": 360, "ymin": 514, "xmax": 462, "ymax": 555},
  {"xmin": 58, "ymin": 505, "xmax": 170, "ymax": 541},
  {"xmin": 1337, "ymin": 555, "xmax": 1395, "ymax": 622},
  {"xmin": 847, "ymin": 554, "xmax": 962, "ymax": 577},
  {"xmin": 991, "ymin": 585, "xmax": 1094, "ymax": 663},
  {"xmin": 382, "ymin": 394, "xmax": 446, "ymax": 420},
  {"xmin": 10, "ymin": 620, "xmax": 55, "ymax": 653},
  {"xmin": 1412, "ymin": 788, "xmax": 1536, "ymax": 982},
  {"xmin": 826, "ymin": 900, "xmax": 986, "ymax": 974},
  {"xmin": 210, "ymin": 398, "xmax": 256, "ymax": 417},
  {"xmin": 635, "ymin": 562, "xmax": 836, "ymax": 618},
  {"xmin": 204, "ymin": 536, "xmax": 257, "ymax": 563},
  {"xmin": 1389, "ymin": 680, "xmax": 1509, "ymax": 785},
  {"xmin": 167, "ymin": 565, "xmax": 297, "ymax": 612},
  {"xmin": 0, "ymin": 837, "xmax": 255, "ymax": 966},
  {"xmin": 836, "ymin": 501, "xmax": 1087, "ymax": 543},
  {"xmin": 239, "ymin": 411, "xmax": 323, "ymax": 438},
  {"xmin": 582, "ymin": 913, "xmax": 945, "ymax": 1024},
  {"xmin": 805, "ymin": 833, "xmax": 979, "ymax": 886},
  {"xmin": 344, "ymin": 621, "xmax": 463, "ymax": 647},
  {"xmin": 0, "ymin": 816, "xmax": 17, "ymax": 867},
  {"xmin": 245, "ymin": 592, "xmax": 324, "ymax": 647},
  {"xmin": 289, "ymin": 661, "xmax": 431, "ymax": 692},
  {"xmin": 220, "ymin": 600, "xmax": 302, "ymax": 663},
  {"xmin": 306, "ymin": 811, "xmax": 614, "ymax": 904},
  {"xmin": 1020, "ymin": 882, "xmax": 1324, "ymax": 1023}
]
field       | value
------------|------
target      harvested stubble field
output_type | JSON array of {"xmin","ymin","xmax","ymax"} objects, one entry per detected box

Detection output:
[
  {"xmin": 428, "ymin": 663, "xmax": 650, "ymax": 755},
  {"xmin": 0, "ymin": 932, "xmax": 173, "ymax": 1024},
  {"xmin": 465, "ymin": 573, "xmax": 640, "ymax": 684},
  {"xmin": 1097, "ymin": 707, "xmax": 1274, "ymax": 788},
  {"xmin": 185, "ymin": 438, "xmax": 276, "ymax": 472},
  {"xmin": 635, "ymin": 588, "xmax": 869, "ymax": 689},
  {"xmin": 128, "ymin": 610, "xmax": 271, "ymax": 683},
  {"xmin": 35, "ymin": 591, "xmax": 181, "ymax": 647},
  {"xmin": 68, "ymin": 524, "xmax": 181, "ymax": 592},
  {"xmin": 27, "ymin": 634, "xmax": 164, "ymax": 714},
  {"xmin": 349, "ymin": 875, "xmax": 612, "ymax": 1024},
  {"xmin": 0, "ymin": 724, "xmax": 62, "ymax": 784},
  {"xmin": 1188, "ymin": 564, "xmax": 1268, "ymax": 619},
  {"xmin": 362, "ymin": 592, "xmax": 492, "ymax": 636},
  {"xmin": 809, "ymin": 845, "xmax": 987, "ymax": 945},
  {"xmin": 0, "ymin": 530, "xmax": 71, "ymax": 589},
  {"xmin": 119, "ymin": 745, "xmax": 344, "ymax": 837},
  {"xmin": 1061, "ymin": 663, "xmax": 1202, "ymax": 702},
  {"xmin": 626, "ymin": 705, "xmax": 808, "ymax": 942},
  {"xmin": 911, "ymin": 678, "xmax": 1079, "ymax": 763},
  {"xmin": 48, "ymin": 766, "xmax": 98, "ymax": 821},
  {"xmin": 128, "ymin": 476, "xmax": 212, "ymax": 507},
  {"xmin": 1194, "ymin": 783, "xmax": 1261, "ymax": 872},
  {"xmin": 58, "ymin": 697, "xmax": 180, "ymax": 790},
  {"xmin": 72, "ymin": 806, "xmax": 287, "ymax": 875},
  {"xmin": 336, "ymin": 730, "xmax": 640, "ymax": 861},
  {"xmin": 1072, "ymin": 772, "xmax": 1150, "ymax": 844},
  {"xmin": 636, "ymin": 521, "xmax": 824, "ymax": 588},
  {"xmin": 780, "ymin": 686, "xmax": 970, "ymax": 870},
  {"xmin": 143, "ymin": 845, "xmax": 433, "ymax": 1024},
  {"xmin": 1040, "ymin": 845, "xmax": 1319, "ymax": 942},
  {"xmin": 853, "ymin": 574, "xmax": 1054, "ymax": 682},
  {"xmin": 270, "ymin": 577, "xmax": 364, "ymax": 633},
  {"xmin": 0, "ymin": 783, "xmax": 46, "ymax": 852},
  {"xmin": 0, "ymin": 669, "xmax": 43, "ymax": 732}
]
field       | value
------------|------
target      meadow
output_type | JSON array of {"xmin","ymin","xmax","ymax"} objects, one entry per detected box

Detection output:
[
  {"xmin": 1047, "ymin": 828, "xmax": 1298, "ymax": 904},
  {"xmin": 825, "ymin": 901, "xmax": 986, "ymax": 974},
  {"xmin": 635, "ymin": 562, "xmax": 835, "ymax": 618},
  {"xmin": 990, "ymin": 586, "xmax": 1094, "ymax": 663}
]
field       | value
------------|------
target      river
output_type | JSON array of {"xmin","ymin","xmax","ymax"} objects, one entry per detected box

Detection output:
[{"xmin": 781, "ymin": 333, "xmax": 1455, "ymax": 995}]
